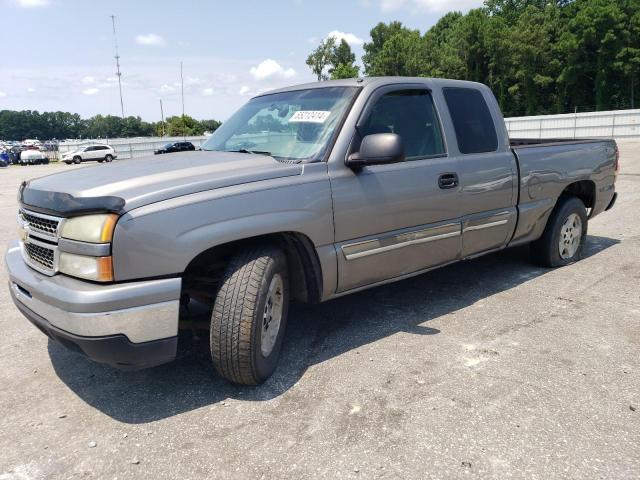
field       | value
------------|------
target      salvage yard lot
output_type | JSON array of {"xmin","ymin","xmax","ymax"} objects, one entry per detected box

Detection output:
[{"xmin": 1, "ymin": 143, "xmax": 639, "ymax": 480}]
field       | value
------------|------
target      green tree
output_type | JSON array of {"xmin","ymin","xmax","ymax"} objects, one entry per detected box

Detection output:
[
  {"xmin": 199, "ymin": 119, "xmax": 222, "ymax": 133},
  {"xmin": 329, "ymin": 39, "xmax": 360, "ymax": 79},
  {"xmin": 364, "ymin": 25, "xmax": 425, "ymax": 76},
  {"xmin": 306, "ymin": 37, "xmax": 336, "ymax": 81},
  {"xmin": 362, "ymin": 21, "xmax": 409, "ymax": 75},
  {"xmin": 165, "ymin": 115, "xmax": 201, "ymax": 136}
]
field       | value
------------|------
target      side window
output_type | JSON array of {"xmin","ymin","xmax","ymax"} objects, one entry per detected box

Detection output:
[
  {"xmin": 443, "ymin": 88, "xmax": 498, "ymax": 154},
  {"xmin": 85, "ymin": 146, "xmax": 94, "ymax": 151},
  {"xmin": 360, "ymin": 89, "xmax": 445, "ymax": 160}
]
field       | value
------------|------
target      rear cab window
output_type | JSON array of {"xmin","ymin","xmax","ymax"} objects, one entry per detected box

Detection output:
[{"xmin": 443, "ymin": 87, "xmax": 498, "ymax": 154}]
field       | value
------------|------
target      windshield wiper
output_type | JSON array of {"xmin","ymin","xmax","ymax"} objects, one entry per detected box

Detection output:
[{"xmin": 226, "ymin": 148, "xmax": 272, "ymax": 156}]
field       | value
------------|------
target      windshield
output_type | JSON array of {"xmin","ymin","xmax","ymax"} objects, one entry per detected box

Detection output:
[
  {"xmin": 163, "ymin": 143, "xmax": 173, "ymax": 149},
  {"xmin": 201, "ymin": 86, "xmax": 358, "ymax": 162}
]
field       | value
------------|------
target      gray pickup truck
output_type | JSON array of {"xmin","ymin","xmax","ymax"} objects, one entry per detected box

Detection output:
[{"xmin": 6, "ymin": 77, "xmax": 618, "ymax": 385}]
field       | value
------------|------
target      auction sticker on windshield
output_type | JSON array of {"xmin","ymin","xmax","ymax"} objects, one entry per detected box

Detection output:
[{"xmin": 288, "ymin": 111, "xmax": 331, "ymax": 123}]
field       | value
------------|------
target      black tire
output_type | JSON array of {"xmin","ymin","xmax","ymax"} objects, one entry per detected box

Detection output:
[
  {"xmin": 210, "ymin": 244, "xmax": 289, "ymax": 385},
  {"xmin": 530, "ymin": 196, "xmax": 588, "ymax": 267},
  {"xmin": 104, "ymin": 154, "xmax": 113, "ymax": 162},
  {"xmin": 73, "ymin": 156, "xmax": 82, "ymax": 164},
  {"xmin": 64, "ymin": 161, "xmax": 72, "ymax": 165}
]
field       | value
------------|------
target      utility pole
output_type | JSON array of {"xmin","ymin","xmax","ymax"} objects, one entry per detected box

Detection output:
[
  {"xmin": 110, "ymin": 15, "xmax": 125, "ymax": 119},
  {"xmin": 159, "ymin": 99, "xmax": 165, "ymax": 137},
  {"xmin": 180, "ymin": 61, "xmax": 186, "ymax": 140}
]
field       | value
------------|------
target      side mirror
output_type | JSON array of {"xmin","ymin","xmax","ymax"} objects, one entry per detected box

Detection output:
[{"xmin": 346, "ymin": 133, "xmax": 405, "ymax": 168}]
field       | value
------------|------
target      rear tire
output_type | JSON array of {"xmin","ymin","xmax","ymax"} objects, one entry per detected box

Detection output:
[
  {"xmin": 530, "ymin": 196, "xmax": 588, "ymax": 267},
  {"xmin": 210, "ymin": 244, "xmax": 289, "ymax": 385}
]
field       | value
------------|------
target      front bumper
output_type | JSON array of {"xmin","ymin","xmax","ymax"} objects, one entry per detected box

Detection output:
[{"xmin": 6, "ymin": 241, "xmax": 182, "ymax": 369}]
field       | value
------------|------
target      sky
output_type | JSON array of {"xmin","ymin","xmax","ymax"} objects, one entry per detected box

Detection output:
[{"xmin": 0, "ymin": 0, "xmax": 483, "ymax": 122}]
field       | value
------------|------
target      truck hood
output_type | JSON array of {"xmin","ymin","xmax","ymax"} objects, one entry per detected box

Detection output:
[{"xmin": 21, "ymin": 151, "xmax": 303, "ymax": 215}]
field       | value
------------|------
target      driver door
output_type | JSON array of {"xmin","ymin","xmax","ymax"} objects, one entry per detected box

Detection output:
[{"xmin": 330, "ymin": 86, "xmax": 462, "ymax": 292}]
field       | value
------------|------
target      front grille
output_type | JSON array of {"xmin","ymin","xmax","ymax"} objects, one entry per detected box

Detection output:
[
  {"xmin": 24, "ymin": 242, "xmax": 55, "ymax": 271},
  {"xmin": 21, "ymin": 211, "xmax": 60, "ymax": 237}
]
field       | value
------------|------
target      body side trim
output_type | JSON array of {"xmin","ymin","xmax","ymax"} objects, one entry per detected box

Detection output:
[{"xmin": 341, "ymin": 223, "xmax": 460, "ymax": 261}]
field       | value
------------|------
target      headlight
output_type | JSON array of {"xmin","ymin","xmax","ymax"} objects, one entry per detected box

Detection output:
[
  {"xmin": 59, "ymin": 252, "xmax": 113, "ymax": 282},
  {"xmin": 61, "ymin": 214, "xmax": 118, "ymax": 243}
]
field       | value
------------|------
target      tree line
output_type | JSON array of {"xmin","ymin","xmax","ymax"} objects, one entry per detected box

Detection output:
[
  {"xmin": 307, "ymin": 0, "xmax": 640, "ymax": 116},
  {"xmin": 0, "ymin": 110, "xmax": 221, "ymax": 141}
]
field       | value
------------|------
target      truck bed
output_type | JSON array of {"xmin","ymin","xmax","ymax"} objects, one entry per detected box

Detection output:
[{"xmin": 509, "ymin": 137, "xmax": 617, "ymax": 230}]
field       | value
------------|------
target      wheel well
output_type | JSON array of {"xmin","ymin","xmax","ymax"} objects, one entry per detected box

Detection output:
[
  {"xmin": 561, "ymin": 180, "xmax": 595, "ymax": 209},
  {"xmin": 181, "ymin": 232, "xmax": 323, "ymax": 307}
]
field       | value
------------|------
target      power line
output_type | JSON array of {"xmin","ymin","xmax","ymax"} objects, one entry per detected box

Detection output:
[{"xmin": 110, "ymin": 15, "xmax": 125, "ymax": 119}]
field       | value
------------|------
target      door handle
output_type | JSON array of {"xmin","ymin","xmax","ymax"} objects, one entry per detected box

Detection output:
[{"xmin": 438, "ymin": 173, "xmax": 459, "ymax": 189}]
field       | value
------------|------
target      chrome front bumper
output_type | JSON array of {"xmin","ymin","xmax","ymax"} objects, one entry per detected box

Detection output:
[{"xmin": 6, "ymin": 240, "xmax": 182, "ymax": 346}]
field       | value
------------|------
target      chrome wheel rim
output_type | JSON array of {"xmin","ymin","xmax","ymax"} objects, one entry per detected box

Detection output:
[
  {"xmin": 559, "ymin": 213, "xmax": 582, "ymax": 259},
  {"xmin": 260, "ymin": 274, "xmax": 284, "ymax": 357}
]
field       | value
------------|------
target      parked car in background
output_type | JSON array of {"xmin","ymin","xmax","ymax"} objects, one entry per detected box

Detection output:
[
  {"xmin": 22, "ymin": 139, "xmax": 42, "ymax": 149},
  {"xmin": 154, "ymin": 141, "xmax": 196, "ymax": 154},
  {"xmin": 61, "ymin": 145, "xmax": 117, "ymax": 164},
  {"xmin": 18, "ymin": 148, "xmax": 49, "ymax": 165}
]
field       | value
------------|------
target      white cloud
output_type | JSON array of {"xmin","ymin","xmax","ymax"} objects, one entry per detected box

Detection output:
[
  {"xmin": 249, "ymin": 59, "xmax": 295, "ymax": 81},
  {"xmin": 135, "ymin": 33, "xmax": 166, "ymax": 47},
  {"xmin": 81, "ymin": 88, "xmax": 100, "ymax": 95},
  {"xmin": 81, "ymin": 76, "xmax": 96, "ymax": 85},
  {"xmin": 159, "ymin": 84, "xmax": 176, "ymax": 93},
  {"xmin": 327, "ymin": 30, "xmax": 364, "ymax": 46},
  {"xmin": 0, "ymin": 91, "xmax": 6, "ymax": 97},
  {"xmin": 379, "ymin": 0, "xmax": 482, "ymax": 13},
  {"xmin": 13, "ymin": 0, "xmax": 49, "ymax": 7},
  {"xmin": 27, "ymin": 87, "xmax": 36, "ymax": 93},
  {"xmin": 202, "ymin": 88, "xmax": 215, "ymax": 96},
  {"xmin": 239, "ymin": 85, "xmax": 252, "ymax": 96}
]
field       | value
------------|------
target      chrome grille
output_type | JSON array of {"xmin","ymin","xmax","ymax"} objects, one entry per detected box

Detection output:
[
  {"xmin": 19, "ymin": 208, "xmax": 63, "ymax": 276},
  {"xmin": 20, "ymin": 209, "xmax": 61, "ymax": 239},
  {"xmin": 24, "ymin": 241, "xmax": 55, "ymax": 271}
]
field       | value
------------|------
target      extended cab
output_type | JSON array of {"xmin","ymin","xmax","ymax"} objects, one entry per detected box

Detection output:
[{"xmin": 6, "ymin": 78, "xmax": 618, "ymax": 385}]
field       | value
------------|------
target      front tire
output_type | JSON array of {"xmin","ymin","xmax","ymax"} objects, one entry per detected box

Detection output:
[
  {"xmin": 73, "ymin": 156, "xmax": 82, "ymax": 164},
  {"xmin": 530, "ymin": 196, "xmax": 588, "ymax": 267},
  {"xmin": 210, "ymin": 245, "xmax": 289, "ymax": 385},
  {"xmin": 104, "ymin": 154, "xmax": 113, "ymax": 162}
]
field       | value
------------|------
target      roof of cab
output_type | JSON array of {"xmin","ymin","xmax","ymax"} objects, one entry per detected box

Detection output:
[{"xmin": 256, "ymin": 76, "xmax": 489, "ymax": 97}]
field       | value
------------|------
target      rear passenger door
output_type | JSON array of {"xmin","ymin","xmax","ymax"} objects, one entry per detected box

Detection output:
[
  {"xmin": 330, "ymin": 86, "xmax": 461, "ymax": 292},
  {"xmin": 84, "ymin": 146, "xmax": 97, "ymax": 160},
  {"xmin": 441, "ymin": 87, "xmax": 518, "ymax": 258}
]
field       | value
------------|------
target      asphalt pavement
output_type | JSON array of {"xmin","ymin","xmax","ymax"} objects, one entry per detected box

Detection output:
[{"xmin": 0, "ymin": 142, "xmax": 638, "ymax": 479}]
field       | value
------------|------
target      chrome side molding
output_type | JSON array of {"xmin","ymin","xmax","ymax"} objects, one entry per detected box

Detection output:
[{"xmin": 342, "ymin": 223, "xmax": 461, "ymax": 261}]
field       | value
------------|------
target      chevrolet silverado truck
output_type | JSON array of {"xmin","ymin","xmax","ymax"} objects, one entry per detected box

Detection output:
[{"xmin": 6, "ymin": 77, "xmax": 618, "ymax": 385}]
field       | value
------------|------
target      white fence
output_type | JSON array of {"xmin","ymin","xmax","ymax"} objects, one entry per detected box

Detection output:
[
  {"xmin": 505, "ymin": 109, "xmax": 640, "ymax": 139},
  {"xmin": 58, "ymin": 136, "xmax": 208, "ymax": 160},
  {"xmin": 53, "ymin": 109, "xmax": 640, "ymax": 162}
]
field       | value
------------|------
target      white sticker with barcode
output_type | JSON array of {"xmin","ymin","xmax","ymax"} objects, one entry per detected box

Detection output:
[{"xmin": 288, "ymin": 110, "xmax": 331, "ymax": 123}]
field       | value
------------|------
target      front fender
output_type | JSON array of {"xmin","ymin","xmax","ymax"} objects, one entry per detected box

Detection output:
[{"xmin": 112, "ymin": 164, "xmax": 333, "ymax": 281}]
